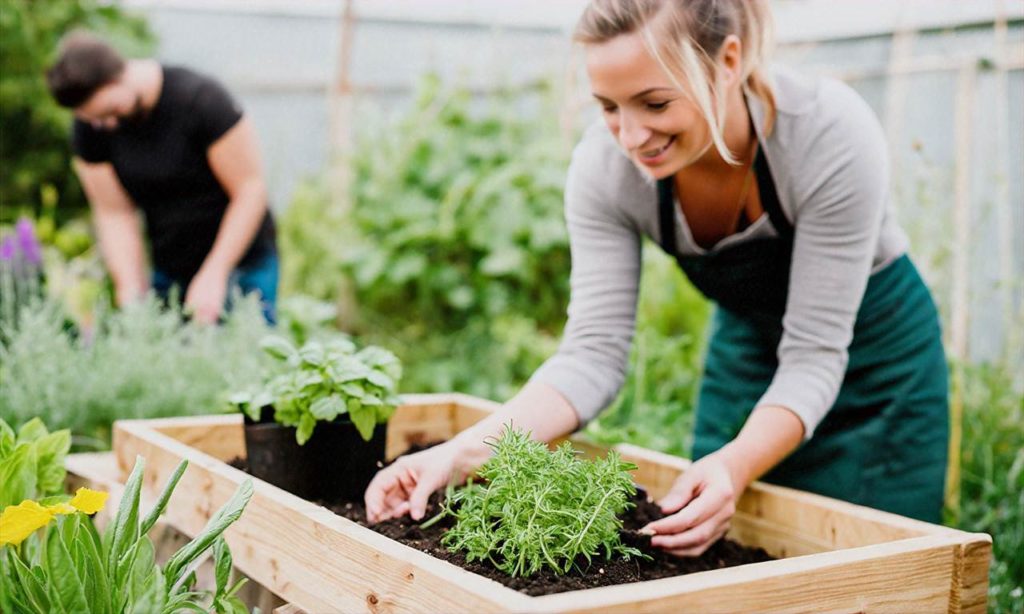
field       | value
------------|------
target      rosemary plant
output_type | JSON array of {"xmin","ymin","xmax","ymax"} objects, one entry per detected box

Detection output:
[{"xmin": 425, "ymin": 428, "xmax": 643, "ymax": 577}]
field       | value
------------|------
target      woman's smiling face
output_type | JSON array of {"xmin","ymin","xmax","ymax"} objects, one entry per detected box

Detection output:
[{"xmin": 586, "ymin": 31, "xmax": 711, "ymax": 179}]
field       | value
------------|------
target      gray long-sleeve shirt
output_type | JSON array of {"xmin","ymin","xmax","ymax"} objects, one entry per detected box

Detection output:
[{"xmin": 530, "ymin": 64, "xmax": 910, "ymax": 440}]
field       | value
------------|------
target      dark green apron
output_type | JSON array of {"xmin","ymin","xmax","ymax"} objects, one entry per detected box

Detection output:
[{"xmin": 656, "ymin": 147, "xmax": 949, "ymax": 523}]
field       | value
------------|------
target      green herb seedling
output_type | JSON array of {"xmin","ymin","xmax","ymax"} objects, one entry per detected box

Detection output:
[{"xmin": 423, "ymin": 427, "xmax": 644, "ymax": 577}]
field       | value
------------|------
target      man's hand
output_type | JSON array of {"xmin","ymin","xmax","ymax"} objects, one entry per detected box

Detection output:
[{"xmin": 184, "ymin": 265, "xmax": 229, "ymax": 324}]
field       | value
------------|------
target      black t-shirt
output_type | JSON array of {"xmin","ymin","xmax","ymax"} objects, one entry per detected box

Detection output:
[{"xmin": 73, "ymin": 65, "xmax": 276, "ymax": 282}]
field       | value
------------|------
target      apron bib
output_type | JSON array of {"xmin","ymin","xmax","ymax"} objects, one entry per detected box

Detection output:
[{"xmin": 656, "ymin": 147, "xmax": 948, "ymax": 522}]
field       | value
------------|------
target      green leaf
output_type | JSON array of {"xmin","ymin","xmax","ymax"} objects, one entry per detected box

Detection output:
[
  {"xmin": 163, "ymin": 479, "xmax": 253, "ymax": 592},
  {"xmin": 15, "ymin": 418, "xmax": 49, "ymax": 444},
  {"xmin": 140, "ymin": 460, "xmax": 188, "ymax": 536},
  {"xmin": 348, "ymin": 401, "xmax": 376, "ymax": 441},
  {"xmin": 296, "ymin": 413, "xmax": 315, "ymax": 445},
  {"xmin": 34, "ymin": 430, "xmax": 71, "ymax": 496},
  {"xmin": 338, "ymin": 382, "xmax": 366, "ymax": 399},
  {"xmin": 259, "ymin": 335, "xmax": 297, "ymax": 362},
  {"xmin": 106, "ymin": 456, "xmax": 144, "ymax": 582},
  {"xmin": 309, "ymin": 395, "xmax": 345, "ymax": 421},
  {"xmin": 44, "ymin": 520, "xmax": 87, "ymax": 613},
  {"xmin": 0, "ymin": 445, "xmax": 36, "ymax": 508},
  {"xmin": 212, "ymin": 536, "xmax": 232, "ymax": 598}
]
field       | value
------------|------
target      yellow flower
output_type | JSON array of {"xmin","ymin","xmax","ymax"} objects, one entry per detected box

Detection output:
[
  {"xmin": 0, "ymin": 500, "xmax": 55, "ymax": 546},
  {"xmin": 69, "ymin": 488, "xmax": 108, "ymax": 515},
  {"xmin": 47, "ymin": 503, "xmax": 77, "ymax": 515}
]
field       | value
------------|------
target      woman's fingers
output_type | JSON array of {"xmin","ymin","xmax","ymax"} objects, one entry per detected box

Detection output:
[
  {"xmin": 644, "ymin": 481, "xmax": 727, "ymax": 537},
  {"xmin": 655, "ymin": 469, "xmax": 700, "ymax": 515},
  {"xmin": 664, "ymin": 523, "xmax": 731, "ymax": 557},
  {"xmin": 649, "ymin": 505, "xmax": 733, "ymax": 550},
  {"xmin": 365, "ymin": 464, "xmax": 408, "ymax": 523}
]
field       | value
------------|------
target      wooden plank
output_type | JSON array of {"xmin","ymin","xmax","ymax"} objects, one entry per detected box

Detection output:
[
  {"xmin": 529, "ymin": 535, "xmax": 969, "ymax": 613},
  {"xmin": 106, "ymin": 393, "xmax": 991, "ymax": 613},
  {"xmin": 386, "ymin": 394, "xmax": 457, "ymax": 459},
  {"xmin": 950, "ymin": 537, "xmax": 993, "ymax": 614},
  {"xmin": 111, "ymin": 419, "xmax": 534, "ymax": 613},
  {"xmin": 143, "ymin": 414, "xmax": 245, "ymax": 462}
]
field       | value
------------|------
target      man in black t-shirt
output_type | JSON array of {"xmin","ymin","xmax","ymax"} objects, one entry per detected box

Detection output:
[{"xmin": 45, "ymin": 31, "xmax": 278, "ymax": 323}]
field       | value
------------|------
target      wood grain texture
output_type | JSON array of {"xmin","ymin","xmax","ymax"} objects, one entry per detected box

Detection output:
[{"xmin": 100, "ymin": 394, "xmax": 991, "ymax": 613}]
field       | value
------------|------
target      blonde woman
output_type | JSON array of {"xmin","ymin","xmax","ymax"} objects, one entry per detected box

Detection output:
[{"xmin": 366, "ymin": 0, "xmax": 949, "ymax": 553}]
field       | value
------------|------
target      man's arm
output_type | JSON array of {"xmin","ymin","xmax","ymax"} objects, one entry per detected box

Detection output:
[
  {"xmin": 73, "ymin": 158, "xmax": 147, "ymax": 306},
  {"xmin": 185, "ymin": 116, "xmax": 268, "ymax": 323}
]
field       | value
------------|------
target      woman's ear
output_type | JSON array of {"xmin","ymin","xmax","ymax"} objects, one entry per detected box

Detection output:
[{"xmin": 718, "ymin": 34, "xmax": 744, "ymax": 87}]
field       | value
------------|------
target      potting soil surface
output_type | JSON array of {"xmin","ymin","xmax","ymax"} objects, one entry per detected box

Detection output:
[{"xmin": 230, "ymin": 456, "xmax": 774, "ymax": 595}]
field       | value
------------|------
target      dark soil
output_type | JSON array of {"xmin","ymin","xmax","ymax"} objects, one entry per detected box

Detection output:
[{"xmin": 228, "ymin": 455, "xmax": 774, "ymax": 596}]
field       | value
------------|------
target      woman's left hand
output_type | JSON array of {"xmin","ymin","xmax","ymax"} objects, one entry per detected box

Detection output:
[{"xmin": 639, "ymin": 446, "xmax": 749, "ymax": 557}]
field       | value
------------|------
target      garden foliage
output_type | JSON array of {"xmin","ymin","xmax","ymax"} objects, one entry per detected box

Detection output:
[
  {"xmin": 227, "ymin": 335, "xmax": 402, "ymax": 443},
  {"xmin": 425, "ymin": 428, "xmax": 642, "ymax": 577},
  {"xmin": 0, "ymin": 455, "xmax": 254, "ymax": 614},
  {"xmin": 0, "ymin": 418, "xmax": 71, "ymax": 509},
  {"xmin": 0, "ymin": 0, "xmax": 153, "ymax": 224},
  {"xmin": 0, "ymin": 289, "xmax": 272, "ymax": 447}
]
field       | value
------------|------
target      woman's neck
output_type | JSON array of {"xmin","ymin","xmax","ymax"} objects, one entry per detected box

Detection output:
[{"xmin": 684, "ymin": 86, "xmax": 757, "ymax": 177}]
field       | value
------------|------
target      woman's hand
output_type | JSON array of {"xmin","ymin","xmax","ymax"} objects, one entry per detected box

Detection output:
[
  {"xmin": 642, "ymin": 405, "xmax": 805, "ymax": 556},
  {"xmin": 639, "ymin": 445, "xmax": 749, "ymax": 556},
  {"xmin": 364, "ymin": 437, "xmax": 490, "ymax": 524}
]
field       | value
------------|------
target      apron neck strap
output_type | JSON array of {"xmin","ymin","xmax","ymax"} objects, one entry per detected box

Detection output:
[{"xmin": 656, "ymin": 144, "xmax": 793, "ymax": 257}]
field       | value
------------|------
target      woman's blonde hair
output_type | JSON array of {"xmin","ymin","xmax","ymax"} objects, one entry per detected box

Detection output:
[{"xmin": 575, "ymin": 0, "xmax": 776, "ymax": 164}]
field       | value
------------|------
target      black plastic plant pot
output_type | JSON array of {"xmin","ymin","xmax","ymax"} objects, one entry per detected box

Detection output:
[{"xmin": 243, "ymin": 406, "xmax": 386, "ymax": 502}]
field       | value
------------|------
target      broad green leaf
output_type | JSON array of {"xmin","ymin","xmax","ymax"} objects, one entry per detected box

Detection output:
[
  {"xmin": 309, "ymin": 395, "xmax": 345, "ymax": 421},
  {"xmin": 338, "ymin": 382, "xmax": 366, "ymax": 399},
  {"xmin": 34, "ymin": 430, "xmax": 71, "ymax": 496},
  {"xmin": 0, "ymin": 445, "xmax": 37, "ymax": 508},
  {"xmin": 365, "ymin": 370, "xmax": 394, "ymax": 390},
  {"xmin": 295, "ymin": 413, "xmax": 315, "ymax": 445},
  {"xmin": 259, "ymin": 335, "xmax": 296, "ymax": 362},
  {"xmin": 16, "ymin": 418, "xmax": 49, "ymax": 444},
  {"xmin": 348, "ymin": 401, "xmax": 376, "ymax": 441},
  {"xmin": 46, "ymin": 520, "xmax": 89, "ymax": 613},
  {"xmin": 298, "ymin": 341, "xmax": 326, "ymax": 367}
]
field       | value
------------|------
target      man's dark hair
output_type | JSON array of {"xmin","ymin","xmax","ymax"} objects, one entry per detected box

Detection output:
[{"xmin": 46, "ymin": 31, "xmax": 126, "ymax": 108}]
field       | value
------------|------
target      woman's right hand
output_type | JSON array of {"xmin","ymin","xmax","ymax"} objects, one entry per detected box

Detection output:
[{"xmin": 364, "ymin": 438, "xmax": 486, "ymax": 524}]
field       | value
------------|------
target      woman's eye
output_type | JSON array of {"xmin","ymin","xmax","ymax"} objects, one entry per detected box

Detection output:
[
  {"xmin": 646, "ymin": 101, "xmax": 669, "ymax": 111},
  {"xmin": 601, "ymin": 105, "xmax": 618, "ymax": 114}
]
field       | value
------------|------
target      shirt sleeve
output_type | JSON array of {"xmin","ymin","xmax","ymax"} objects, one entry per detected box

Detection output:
[
  {"xmin": 529, "ymin": 129, "xmax": 643, "ymax": 427},
  {"xmin": 71, "ymin": 120, "xmax": 111, "ymax": 163},
  {"xmin": 756, "ymin": 79, "xmax": 890, "ymax": 440},
  {"xmin": 191, "ymin": 76, "xmax": 244, "ymax": 148}
]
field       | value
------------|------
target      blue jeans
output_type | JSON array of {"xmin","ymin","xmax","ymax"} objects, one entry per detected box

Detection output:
[{"xmin": 152, "ymin": 251, "xmax": 279, "ymax": 324}]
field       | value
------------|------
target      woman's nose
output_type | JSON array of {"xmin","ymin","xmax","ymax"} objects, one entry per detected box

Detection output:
[{"xmin": 618, "ymin": 113, "xmax": 651, "ymax": 151}]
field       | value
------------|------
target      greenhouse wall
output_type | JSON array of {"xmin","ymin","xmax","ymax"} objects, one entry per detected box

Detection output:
[{"xmin": 125, "ymin": 0, "xmax": 1023, "ymax": 368}]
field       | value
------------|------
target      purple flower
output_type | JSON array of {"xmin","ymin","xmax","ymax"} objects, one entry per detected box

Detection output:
[
  {"xmin": 15, "ymin": 217, "xmax": 42, "ymax": 266},
  {"xmin": 0, "ymin": 235, "xmax": 15, "ymax": 262}
]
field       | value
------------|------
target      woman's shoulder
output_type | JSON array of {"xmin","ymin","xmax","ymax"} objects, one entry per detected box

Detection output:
[
  {"xmin": 568, "ymin": 122, "xmax": 655, "ymax": 212},
  {"xmin": 769, "ymin": 64, "xmax": 882, "ymax": 147}
]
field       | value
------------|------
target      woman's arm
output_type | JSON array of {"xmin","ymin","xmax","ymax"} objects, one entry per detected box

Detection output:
[{"xmin": 365, "ymin": 125, "xmax": 645, "ymax": 522}]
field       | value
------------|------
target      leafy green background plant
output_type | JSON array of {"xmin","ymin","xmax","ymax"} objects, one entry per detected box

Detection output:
[
  {"xmin": 227, "ymin": 335, "xmax": 402, "ymax": 443},
  {"xmin": 0, "ymin": 418, "xmax": 71, "ymax": 509},
  {"xmin": 0, "ymin": 455, "xmax": 253, "ymax": 614},
  {"xmin": 0, "ymin": 291, "xmax": 272, "ymax": 448},
  {"xmin": 426, "ymin": 428, "xmax": 641, "ymax": 577},
  {"xmin": 0, "ymin": 0, "xmax": 153, "ymax": 225}
]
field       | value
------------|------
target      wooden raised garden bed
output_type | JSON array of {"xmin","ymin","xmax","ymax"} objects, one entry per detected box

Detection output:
[{"xmin": 67, "ymin": 394, "xmax": 991, "ymax": 613}]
